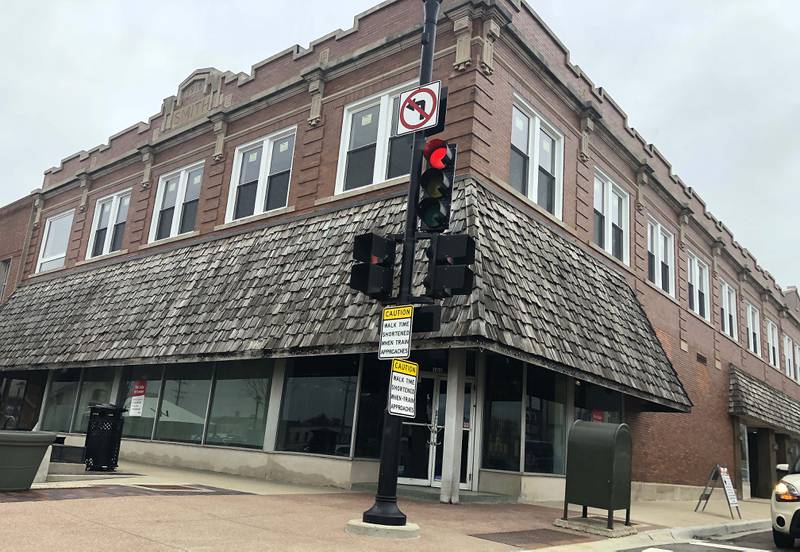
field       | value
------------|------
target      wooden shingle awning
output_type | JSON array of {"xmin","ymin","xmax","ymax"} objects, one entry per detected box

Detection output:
[
  {"xmin": 0, "ymin": 178, "xmax": 691, "ymax": 412},
  {"xmin": 729, "ymin": 366, "xmax": 800, "ymax": 436}
]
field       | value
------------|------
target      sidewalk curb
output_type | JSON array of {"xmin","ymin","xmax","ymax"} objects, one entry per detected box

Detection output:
[{"xmin": 669, "ymin": 518, "xmax": 771, "ymax": 540}]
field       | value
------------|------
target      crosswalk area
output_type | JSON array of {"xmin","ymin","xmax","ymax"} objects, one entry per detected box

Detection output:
[{"xmin": 624, "ymin": 530, "xmax": 794, "ymax": 552}]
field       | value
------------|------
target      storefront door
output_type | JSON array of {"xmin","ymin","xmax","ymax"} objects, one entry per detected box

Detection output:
[{"xmin": 397, "ymin": 374, "xmax": 475, "ymax": 489}]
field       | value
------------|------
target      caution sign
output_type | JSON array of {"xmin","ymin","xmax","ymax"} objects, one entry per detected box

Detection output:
[
  {"xmin": 396, "ymin": 80, "xmax": 441, "ymax": 136},
  {"xmin": 389, "ymin": 359, "xmax": 418, "ymax": 418},
  {"xmin": 379, "ymin": 305, "xmax": 414, "ymax": 360}
]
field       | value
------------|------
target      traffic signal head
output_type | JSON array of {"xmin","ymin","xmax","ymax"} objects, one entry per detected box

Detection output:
[
  {"xmin": 349, "ymin": 233, "xmax": 395, "ymax": 301},
  {"xmin": 424, "ymin": 234, "xmax": 475, "ymax": 299},
  {"xmin": 418, "ymin": 141, "xmax": 457, "ymax": 232}
]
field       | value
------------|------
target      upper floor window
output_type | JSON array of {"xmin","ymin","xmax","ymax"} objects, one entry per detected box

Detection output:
[
  {"xmin": 766, "ymin": 319, "xmax": 780, "ymax": 368},
  {"xmin": 593, "ymin": 171, "xmax": 629, "ymax": 264},
  {"xmin": 795, "ymin": 344, "xmax": 800, "ymax": 384},
  {"xmin": 0, "ymin": 259, "xmax": 9, "ymax": 298},
  {"xmin": 784, "ymin": 335, "xmax": 795, "ymax": 379},
  {"xmin": 509, "ymin": 101, "xmax": 563, "ymax": 217},
  {"xmin": 37, "ymin": 210, "xmax": 75, "ymax": 273},
  {"xmin": 745, "ymin": 302, "xmax": 761, "ymax": 357},
  {"xmin": 335, "ymin": 85, "xmax": 414, "ymax": 194},
  {"xmin": 719, "ymin": 279, "xmax": 738, "ymax": 341},
  {"xmin": 687, "ymin": 252, "xmax": 709, "ymax": 320},
  {"xmin": 151, "ymin": 163, "xmax": 204, "ymax": 242},
  {"xmin": 226, "ymin": 128, "xmax": 296, "ymax": 222},
  {"xmin": 88, "ymin": 189, "xmax": 130, "ymax": 258},
  {"xmin": 646, "ymin": 217, "xmax": 674, "ymax": 295}
]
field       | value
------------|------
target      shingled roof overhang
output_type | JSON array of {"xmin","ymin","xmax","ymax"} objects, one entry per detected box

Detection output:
[
  {"xmin": 729, "ymin": 366, "xmax": 800, "ymax": 436},
  {"xmin": 0, "ymin": 178, "xmax": 691, "ymax": 412}
]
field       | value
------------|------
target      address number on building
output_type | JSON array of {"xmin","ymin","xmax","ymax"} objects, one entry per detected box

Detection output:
[
  {"xmin": 389, "ymin": 359, "xmax": 418, "ymax": 419},
  {"xmin": 378, "ymin": 305, "xmax": 414, "ymax": 360}
]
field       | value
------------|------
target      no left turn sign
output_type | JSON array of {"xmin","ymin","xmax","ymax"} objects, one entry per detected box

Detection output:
[{"xmin": 396, "ymin": 80, "xmax": 441, "ymax": 136}]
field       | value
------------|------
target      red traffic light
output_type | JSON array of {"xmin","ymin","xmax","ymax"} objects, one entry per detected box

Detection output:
[{"xmin": 423, "ymin": 139, "xmax": 452, "ymax": 170}]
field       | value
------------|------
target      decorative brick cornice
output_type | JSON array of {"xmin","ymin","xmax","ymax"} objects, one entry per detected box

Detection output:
[{"xmin": 578, "ymin": 103, "xmax": 601, "ymax": 163}]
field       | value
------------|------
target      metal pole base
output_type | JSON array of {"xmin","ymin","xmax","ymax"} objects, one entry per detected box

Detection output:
[{"xmin": 363, "ymin": 497, "xmax": 407, "ymax": 526}]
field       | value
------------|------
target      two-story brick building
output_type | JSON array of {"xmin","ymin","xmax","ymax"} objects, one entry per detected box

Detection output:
[{"xmin": 0, "ymin": 0, "xmax": 797, "ymax": 504}]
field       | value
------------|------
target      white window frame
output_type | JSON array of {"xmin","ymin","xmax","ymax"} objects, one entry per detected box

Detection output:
[
  {"xmin": 794, "ymin": 344, "xmax": 800, "ymax": 384},
  {"xmin": 225, "ymin": 127, "xmax": 297, "ymax": 223},
  {"xmin": 334, "ymin": 81, "xmax": 415, "ymax": 195},
  {"xmin": 594, "ymin": 169, "xmax": 630, "ymax": 265},
  {"xmin": 766, "ymin": 319, "xmax": 780, "ymax": 368},
  {"xmin": 87, "ymin": 188, "xmax": 131, "ymax": 259},
  {"xmin": 0, "ymin": 259, "xmax": 10, "ymax": 298},
  {"xmin": 745, "ymin": 302, "xmax": 761, "ymax": 357},
  {"xmin": 719, "ymin": 279, "xmax": 738, "ymax": 341},
  {"xmin": 36, "ymin": 210, "xmax": 75, "ymax": 273},
  {"xmin": 510, "ymin": 94, "xmax": 565, "ymax": 219},
  {"xmin": 784, "ymin": 335, "xmax": 795, "ymax": 379},
  {"xmin": 687, "ymin": 251, "xmax": 710, "ymax": 321},
  {"xmin": 150, "ymin": 162, "xmax": 205, "ymax": 242},
  {"xmin": 646, "ymin": 217, "xmax": 675, "ymax": 297}
]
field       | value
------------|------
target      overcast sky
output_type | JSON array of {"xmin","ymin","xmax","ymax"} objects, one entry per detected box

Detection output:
[{"xmin": 1, "ymin": 1, "xmax": 798, "ymax": 286}]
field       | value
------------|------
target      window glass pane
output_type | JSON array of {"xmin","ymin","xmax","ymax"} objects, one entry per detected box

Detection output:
[
  {"xmin": 154, "ymin": 364, "xmax": 213, "ymax": 444},
  {"xmin": 593, "ymin": 178, "xmax": 604, "ymax": 212},
  {"xmin": 179, "ymin": 201, "xmax": 198, "ymax": 235},
  {"xmin": 524, "ymin": 366, "xmax": 566, "ymax": 474},
  {"xmin": 612, "ymin": 223, "xmax": 624, "ymax": 261},
  {"xmin": 119, "ymin": 366, "xmax": 163, "ymax": 439},
  {"xmin": 354, "ymin": 357, "xmax": 389, "ymax": 458},
  {"xmin": 269, "ymin": 135, "xmax": 295, "ymax": 176},
  {"xmin": 43, "ymin": 213, "xmax": 74, "ymax": 260},
  {"xmin": 482, "ymin": 355, "xmax": 522, "ymax": 471},
  {"xmin": 72, "ymin": 368, "xmax": 114, "ymax": 433},
  {"xmin": 184, "ymin": 168, "xmax": 203, "ymax": 203},
  {"xmin": 39, "ymin": 258, "xmax": 65, "ymax": 272},
  {"xmin": 239, "ymin": 146, "xmax": 263, "ymax": 186},
  {"xmin": 234, "ymin": 182, "xmax": 258, "ymax": 220},
  {"xmin": 611, "ymin": 191, "xmax": 624, "ymax": 226},
  {"xmin": 509, "ymin": 148, "xmax": 528, "ymax": 195},
  {"xmin": 537, "ymin": 167, "xmax": 555, "ymax": 214},
  {"xmin": 206, "ymin": 361, "xmax": 272, "ymax": 449},
  {"xmin": 0, "ymin": 260, "xmax": 9, "ymax": 298},
  {"xmin": 511, "ymin": 107, "xmax": 529, "ymax": 152},
  {"xmin": 387, "ymin": 134, "xmax": 413, "ymax": 179},
  {"xmin": 265, "ymin": 172, "xmax": 290, "ymax": 212},
  {"xmin": 0, "ymin": 370, "xmax": 48, "ymax": 431},
  {"xmin": 538, "ymin": 129, "xmax": 556, "ymax": 175},
  {"xmin": 161, "ymin": 178, "xmax": 179, "ymax": 209},
  {"xmin": 156, "ymin": 207, "xmax": 175, "ymax": 241},
  {"xmin": 344, "ymin": 146, "xmax": 377, "ymax": 191},
  {"xmin": 40, "ymin": 369, "xmax": 81, "ymax": 432},
  {"xmin": 349, "ymin": 104, "xmax": 380, "ymax": 150},
  {"xmin": 91, "ymin": 228, "xmax": 107, "ymax": 258},
  {"xmin": 593, "ymin": 212, "xmax": 605, "ymax": 248},
  {"xmin": 115, "ymin": 194, "xmax": 130, "ymax": 224},
  {"xmin": 575, "ymin": 381, "xmax": 621, "ymax": 424},
  {"xmin": 276, "ymin": 356, "xmax": 359, "ymax": 457},
  {"xmin": 96, "ymin": 201, "xmax": 112, "ymax": 230}
]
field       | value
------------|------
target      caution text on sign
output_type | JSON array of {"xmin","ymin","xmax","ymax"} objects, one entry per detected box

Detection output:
[
  {"xmin": 389, "ymin": 359, "xmax": 418, "ymax": 419},
  {"xmin": 379, "ymin": 305, "xmax": 414, "ymax": 360}
]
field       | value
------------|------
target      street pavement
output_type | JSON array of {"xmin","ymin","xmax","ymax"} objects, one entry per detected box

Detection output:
[{"xmin": 621, "ymin": 530, "xmax": 797, "ymax": 551}]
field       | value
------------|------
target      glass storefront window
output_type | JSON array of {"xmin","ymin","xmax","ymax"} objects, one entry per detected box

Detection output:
[
  {"xmin": 482, "ymin": 355, "xmax": 522, "ymax": 471},
  {"xmin": 277, "ymin": 356, "xmax": 358, "ymax": 457},
  {"xmin": 575, "ymin": 381, "xmax": 622, "ymax": 423},
  {"xmin": 206, "ymin": 361, "xmax": 272, "ymax": 449},
  {"xmin": 524, "ymin": 367, "xmax": 567, "ymax": 474},
  {"xmin": 40, "ymin": 369, "xmax": 81, "ymax": 432},
  {"xmin": 72, "ymin": 368, "xmax": 114, "ymax": 433},
  {"xmin": 354, "ymin": 356, "xmax": 389, "ymax": 458},
  {"xmin": 119, "ymin": 366, "xmax": 164, "ymax": 439},
  {"xmin": 0, "ymin": 370, "xmax": 47, "ymax": 430},
  {"xmin": 154, "ymin": 364, "xmax": 213, "ymax": 444}
]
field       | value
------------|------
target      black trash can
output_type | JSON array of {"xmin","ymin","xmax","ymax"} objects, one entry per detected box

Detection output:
[{"xmin": 83, "ymin": 403, "xmax": 126, "ymax": 472}]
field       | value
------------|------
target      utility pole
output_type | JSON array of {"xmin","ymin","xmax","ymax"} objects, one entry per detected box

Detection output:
[{"xmin": 361, "ymin": 0, "xmax": 443, "ymax": 527}]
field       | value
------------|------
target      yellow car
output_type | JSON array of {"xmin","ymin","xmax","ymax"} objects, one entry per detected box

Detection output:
[{"xmin": 773, "ymin": 458, "xmax": 800, "ymax": 548}]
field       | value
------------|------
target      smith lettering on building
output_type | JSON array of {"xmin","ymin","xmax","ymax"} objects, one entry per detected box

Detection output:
[{"xmin": 0, "ymin": 0, "xmax": 798, "ymax": 503}]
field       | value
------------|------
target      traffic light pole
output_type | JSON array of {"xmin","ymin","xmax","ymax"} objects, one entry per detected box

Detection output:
[{"xmin": 362, "ymin": 0, "xmax": 442, "ymax": 527}]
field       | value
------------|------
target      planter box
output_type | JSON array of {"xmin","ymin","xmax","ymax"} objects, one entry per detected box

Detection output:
[{"xmin": 0, "ymin": 430, "xmax": 57, "ymax": 491}]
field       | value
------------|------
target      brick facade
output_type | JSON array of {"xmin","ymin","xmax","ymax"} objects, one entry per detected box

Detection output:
[{"xmin": 1, "ymin": 0, "xmax": 798, "ymax": 490}]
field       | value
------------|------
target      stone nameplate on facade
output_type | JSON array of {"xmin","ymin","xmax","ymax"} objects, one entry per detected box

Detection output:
[
  {"xmin": 379, "ymin": 305, "xmax": 414, "ymax": 360},
  {"xmin": 389, "ymin": 359, "xmax": 418, "ymax": 419}
]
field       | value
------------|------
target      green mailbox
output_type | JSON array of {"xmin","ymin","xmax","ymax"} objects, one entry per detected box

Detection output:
[{"xmin": 562, "ymin": 420, "xmax": 632, "ymax": 529}]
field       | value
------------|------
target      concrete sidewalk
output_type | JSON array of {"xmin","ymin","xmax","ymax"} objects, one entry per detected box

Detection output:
[{"xmin": 0, "ymin": 462, "xmax": 770, "ymax": 551}]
